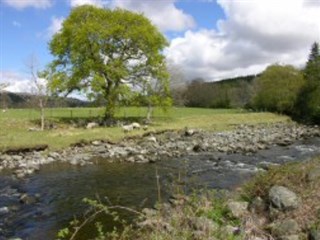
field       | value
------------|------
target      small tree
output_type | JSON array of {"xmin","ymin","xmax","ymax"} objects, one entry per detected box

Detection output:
[
  {"xmin": 139, "ymin": 73, "xmax": 172, "ymax": 121},
  {"xmin": 167, "ymin": 62, "xmax": 187, "ymax": 106},
  {"xmin": 47, "ymin": 5, "xmax": 169, "ymax": 120},
  {"xmin": 26, "ymin": 54, "xmax": 49, "ymax": 131}
]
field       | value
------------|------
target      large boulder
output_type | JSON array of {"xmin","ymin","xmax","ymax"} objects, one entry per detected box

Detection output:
[
  {"xmin": 270, "ymin": 219, "xmax": 300, "ymax": 237},
  {"xmin": 269, "ymin": 186, "xmax": 299, "ymax": 210}
]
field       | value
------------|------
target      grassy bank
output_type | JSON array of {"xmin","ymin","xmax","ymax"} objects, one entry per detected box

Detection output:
[{"xmin": 0, "ymin": 107, "xmax": 289, "ymax": 151}]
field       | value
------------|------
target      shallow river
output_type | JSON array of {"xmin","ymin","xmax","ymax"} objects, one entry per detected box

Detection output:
[{"xmin": 1, "ymin": 137, "xmax": 320, "ymax": 240}]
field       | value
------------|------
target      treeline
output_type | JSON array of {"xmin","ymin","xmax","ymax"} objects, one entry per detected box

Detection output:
[
  {"xmin": 180, "ymin": 75, "xmax": 256, "ymax": 108},
  {"xmin": 171, "ymin": 42, "xmax": 320, "ymax": 124},
  {"xmin": 0, "ymin": 91, "xmax": 89, "ymax": 109}
]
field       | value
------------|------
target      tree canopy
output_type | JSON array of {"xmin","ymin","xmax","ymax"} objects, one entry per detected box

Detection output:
[
  {"xmin": 252, "ymin": 64, "xmax": 305, "ymax": 114},
  {"xmin": 48, "ymin": 5, "xmax": 170, "ymax": 119},
  {"xmin": 295, "ymin": 42, "xmax": 320, "ymax": 122}
]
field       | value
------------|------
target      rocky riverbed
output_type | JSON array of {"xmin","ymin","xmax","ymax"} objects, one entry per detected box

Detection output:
[{"xmin": 0, "ymin": 122, "xmax": 319, "ymax": 178}]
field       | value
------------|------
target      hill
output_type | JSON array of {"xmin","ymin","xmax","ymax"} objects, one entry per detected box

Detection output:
[{"xmin": 0, "ymin": 91, "xmax": 90, "ymax": 109}]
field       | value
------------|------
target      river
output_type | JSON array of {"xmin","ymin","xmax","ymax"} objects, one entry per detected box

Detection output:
[{"xmin": 1, "ymin": 137, "xmax": 320, "ymax": 239}]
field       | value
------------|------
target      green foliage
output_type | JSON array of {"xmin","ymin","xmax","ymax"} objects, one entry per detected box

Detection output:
[
  {"xmin": 252, "ymin": 64, "xmax": 305, "ymax": 114},
  {"xmin": 47, "ymin": 5, "xmax": 170, "ymax": 119},
  {"xmin": 295, "ymin": 42, "xmax": 320, "ymax": 123},
  {"xmin": 184, "ymin": 76, "xmax": 255, "ymax": 109}
]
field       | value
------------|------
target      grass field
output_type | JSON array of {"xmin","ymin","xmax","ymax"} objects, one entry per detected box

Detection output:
[{"xmin": 0, "ymin": 107, "xmax": 290, "ymax": 151}]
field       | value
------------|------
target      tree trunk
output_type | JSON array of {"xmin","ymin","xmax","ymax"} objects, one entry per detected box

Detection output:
[
  {"xmin": 104, "ymin": 93, "xmax": 117, "ymax": 120},
  {"xmin": 147, "ymin": 103, "xmax": 153, "ymax": 121},
  {"xmin": 39, "ymin": 99, "xmax": 45, "ymax": 131}
]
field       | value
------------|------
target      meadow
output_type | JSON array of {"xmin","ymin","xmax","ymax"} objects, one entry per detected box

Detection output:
[{"xmin": 0, "ymin": 107, "xmax": 289, "ymax": 151}]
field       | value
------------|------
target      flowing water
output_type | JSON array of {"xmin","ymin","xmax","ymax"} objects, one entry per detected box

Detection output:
[{"xmin": 1, "ymin": 137, "xmax": 320, "ymax": 240}]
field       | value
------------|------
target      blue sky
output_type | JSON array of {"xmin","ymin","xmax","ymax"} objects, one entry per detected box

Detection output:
[
  {"xmin": 1, "ymin": 0, "xmax": 320, "ymax": 92},
  {"xmin": 1, "ymin": 0, "xmax": 223, "ymax": 73}
]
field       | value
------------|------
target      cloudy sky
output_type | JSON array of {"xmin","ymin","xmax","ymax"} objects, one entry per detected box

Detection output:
[{"xmin": 1, "ymin": 0, "xmax": 320, "ymax": 92}]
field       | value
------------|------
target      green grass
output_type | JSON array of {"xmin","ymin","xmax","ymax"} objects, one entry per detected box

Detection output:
[{"xmin": 0, "ymin": 107, "xmax": 289, "ymax": 151}]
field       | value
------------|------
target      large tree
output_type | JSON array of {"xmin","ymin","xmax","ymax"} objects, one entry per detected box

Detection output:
[
  {"xmin": 295, "ymin": 42, "xmax": 320, "ymax": 122},
  {"xmin": 48, "ymin": 5, "xmax": 169, "ymax": 119},
  {"xmin": 252, "ymin": 64, "xmax": 305, "ymax": 114}
]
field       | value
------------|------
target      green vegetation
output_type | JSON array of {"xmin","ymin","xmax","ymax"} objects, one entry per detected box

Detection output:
[
  {"xmin": 252, "ymin": 64, "xmax": 305, "ymax": 114},
  {"xmin": 0, "ymin": 107, "xmax": 288, "ymax": 151},
  {"xmin": 172, "ymin": 42, "xmax": 320, "ymax": 125},
  {"xmin": 47, "ymin": 5, "xmax": 170, "ymax": 119},
  {"xmin": 295, "ymin": 42, "xmax": 320, "ymax": 123},
  {"xmin": 182, "ymin": 75, "xmax": 255, "ymax": 109}
]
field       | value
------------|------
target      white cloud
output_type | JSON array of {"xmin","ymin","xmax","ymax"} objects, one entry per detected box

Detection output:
[
  {"xmin": 166, "ymin": 0, "xmax": 320, "ymax": 81},
  {"xmin": 110, "ymin": 0, "xmax": 195, "ymax": 32},
  {"xmin": 69, "ymin": 0, "xmax": 107, "ymax": 8},
  {"xmin": 69, "ymin": 0, "xmax": 195, "ymax": 32},
  {"xmin": 46, "ymin": 16, "xmax": 64, "ymax": 37},
  {"xmin": 3, "ymin": 0, "xmax": 52, "ymax": 9},
  {"xmin": 12, "ymin": 21, "xmax": 21, "ymax": 27},
  {"xmin": 0, "ymin": 71, "xmax": 48, "ymax": 94},
  {"xmin": 0, "ymin": 71, "xmax": 33, "ymax": 93}
]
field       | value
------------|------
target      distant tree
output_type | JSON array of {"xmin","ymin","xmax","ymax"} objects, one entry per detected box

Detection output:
[
  {"xmin": 167, "ymin": 62, "xmax": 187, "ymax": 106},
  {"xmin": 47, "ymin": 5, "xmax": 169, "ymax": 120},
  {"xmin": 295, "ymin": 42, "xmax": 320, "ymax": 122},
  {"xmin": 252, "ymin": 64, "xmax": 305, "ymax": 114},
  {"xmin": 0, "ymin": 83, "xmax": 9, "ymax": 110}
]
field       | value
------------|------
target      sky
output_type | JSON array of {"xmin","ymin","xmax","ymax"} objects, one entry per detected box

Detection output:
[{"xmin": 0, "ymin": 0, "xmax": 320, "ymax": 93}]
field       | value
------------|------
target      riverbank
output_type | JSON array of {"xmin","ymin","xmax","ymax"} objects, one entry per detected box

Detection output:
[
  {"xmin": 58, "ymin": 156, "xmax": 320, "ymax": 240},
  {"xmin": 1, "ymin": 122, "xmax": 319, "ymax": 178}
]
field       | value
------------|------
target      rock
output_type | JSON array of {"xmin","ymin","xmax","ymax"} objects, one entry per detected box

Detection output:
[
  {"xmin": 190, "ymin": 216, "xmax": 219, "ymax": 232},
  {"xmin": 249, "ymin": 197, "xmax": 266, "ymax": 213},
  {"xmin": 193, "ymin": 144, "xmax": 204, "ymax": 152},
  {"xmin": 143, "ymin": 125, "xmax": 148, "ymax": 131},
  {"xmin": 307, "ymin": 167, "xmax": 320, "ymax": 182},
  {"xmin": 270, "ymin": 219, "xmax": 300, "ymax": 237},
  {"xmin": 12, "ymin": 155, "xmax": 23, "ymax": 161},
  {"xmin": 227, "ymin": 201, "xmax": 249, "ymax": 218},
  {"xmin": 277, "ymin": 138, "xmax": 293, "ymax": 146},
  {"xmin": 146, "ymin": 136, "xmax": 157, "ymax": 143},
  {"xmin": 280, "ymin": 235, "xmax": 300, "ymax": 240},
  {"xmin": 269, "ymin": 186, "xmax": 299, "ymax": 210},
  {"xmin": 48, "ymin": 152, "xmax": 60, "ymax": 159},
  {"xmin": 0, "ymin": 206, "xmax": 9, "ymax": 216},
  {"xmin": 185, "ymin": 128, "xmax": 195, "ymax": 136},
  {"xmin": 20, "ymin": 193, "xmax": 37, "ymax": 204},
  {"xmin": 309, "ymin": 230, "xmax": 320, "ymax": 240},
  {"xmin": 91, "ymin": 140, "xmax": 101, "ymax": 146},
  {"xmin": 142, "ymin": 208, "xmax": 157, "ymax": 217},
  {"xmin": 86, "ymin": 122, "xmax": 99, "ymax": 129},
  {"xmin": 135, "ymin": 155, "xmax": 149, "ymax": 163}
]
